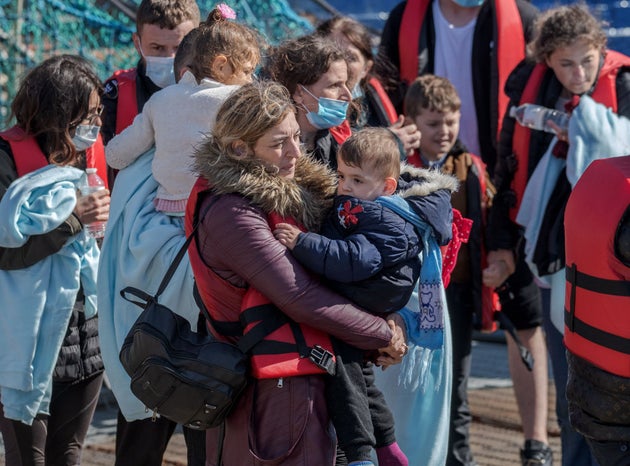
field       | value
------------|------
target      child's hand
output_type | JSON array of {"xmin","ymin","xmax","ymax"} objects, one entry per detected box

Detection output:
[
  {"xmin": 75, "ymin": 188, "xmax": 110, "ymax": 226},
  {"xmin": 482, "ymin": 249, "xmax": 516, "ymax": 288},
  {"xmin": 273, "ymin": 222, "xmax": 301, "ymax": 250},
  {"xmin": 389, "ymin": 115, "xmax": 421, "ymax": 156},
  {"xmin": 376, "ymin": 315, "xmax": 408, "ymax": 369},
  {"xmin": 547, "ymin": 119, "xmax": 568, "ymax": 142}
]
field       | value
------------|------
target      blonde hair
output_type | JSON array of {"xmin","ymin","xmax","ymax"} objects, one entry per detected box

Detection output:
[
  {"xmin": 528, "ymin": 4, "xmax": 607, "ymax": 63},
  {"xmin": 338, "ymin": 127, "xmax": 400, "ymax": 180},
  {"xmin": 404, "ymin": 74, "xmax": 461, "ymax": 120},
  {"xmin": 208, "ymin": 81, "xmax": 297, "ymax": 159},
  {"xmin": 189, "ymin": 7, "xmax": 262, "ymax": 82}
]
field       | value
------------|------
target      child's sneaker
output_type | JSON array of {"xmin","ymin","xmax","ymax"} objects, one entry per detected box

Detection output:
[{"xmin": 520, "ymin": 439, "xmax": 553, "ymax": 466}]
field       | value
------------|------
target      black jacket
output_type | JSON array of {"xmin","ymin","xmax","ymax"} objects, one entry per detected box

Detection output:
[
  {"xmin": 311, "ymin": 129, "xmax": 341, "ymax": 171},
  {"xmin": 380, "ymin": 0, "xmax": 539, "ymax": 176},
  {"xmin": 292, "ymin": 166, "xmax": 454, "ymax": 315},
  {"xmin": 54, "ymin": 306, "xmax": 103, "ymax": 383}
]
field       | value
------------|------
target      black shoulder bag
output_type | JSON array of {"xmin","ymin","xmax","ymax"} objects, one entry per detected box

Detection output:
[{"xmin": 118, "ymin": 216, "xmax": 261, "ymax": 430}]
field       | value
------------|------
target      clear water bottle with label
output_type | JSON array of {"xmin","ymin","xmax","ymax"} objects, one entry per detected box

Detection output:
[
  {"xmin": 80, "ymin": 168, "xmax": 107, "ymax": 239},
  {"xmin": 509, "ymin": 103, "xmax": 569, "ymax": 134}
]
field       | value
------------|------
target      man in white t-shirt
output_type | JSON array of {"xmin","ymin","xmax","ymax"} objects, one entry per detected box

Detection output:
[{"xmin": 380, "ymin": 2, "xmax": 562, "ymax": 466}]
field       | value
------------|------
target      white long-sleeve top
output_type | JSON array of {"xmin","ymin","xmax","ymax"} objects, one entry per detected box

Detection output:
[{"xmin": 106, "ymin": 71, "xmax": 239, "ymax": 212}]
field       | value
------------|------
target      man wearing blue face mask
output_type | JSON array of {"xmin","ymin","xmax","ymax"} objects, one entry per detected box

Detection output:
[
  {"xmin": 99, "ymin": 2, "xmax": 207, "ymax": 466},
  {"xmin": 380, "ymin": 2, "xmax": 557, "ymax": 466},
  {"xmin": 100, "ymin": 0, "xmax": 199, "ymax": 146}
]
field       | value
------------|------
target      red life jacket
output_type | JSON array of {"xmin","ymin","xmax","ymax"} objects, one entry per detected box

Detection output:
[
  {"xmin": 407, "ymin": 151, "xmax": 499, "ymax": 331},
  {"xmin": 398, "ymin": 0, "xmax": 524, "ymax": 139},
  {"xmin": 329, "ymin": 119, "xmax": 352, "ymax": 146},
  {"xmin": 564, "ymin": 156, "xmax": 630, "ymax": 377},
  {"xmin": 0, "ymin": 126, "xmax": 47, "ymax": 176},
  {"xmin": 186, "ymin": 178, "xmax": 248, "ymax": 333},
  {"xmin": 0, "ymin": 126, "xmax": 108, "ymax": 188},
  {"xmin": 85, "ymin": 134, "xmax": 109, "ymax": 190},
  {"xmin": 366, "ymin": 77, "xmax": 398, "ymax": 126},
  {"xmin": 186, "ymin": 178, "xmax": 336, "ymax": 379},
  {"xmin": 109, "ymin": 68, "xmax": 139, "ymax": 135},
  {"xmin": 510, "ymin": 50, "xmax": 630, "ymax": 221}
]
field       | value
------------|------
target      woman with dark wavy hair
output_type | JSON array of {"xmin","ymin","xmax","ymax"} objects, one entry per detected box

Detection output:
[{"xmin": 0, "ymin": 54, "xmax": 110, "ymax": 465}]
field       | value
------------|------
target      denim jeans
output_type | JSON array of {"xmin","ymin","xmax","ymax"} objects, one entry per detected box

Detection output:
[{"xmin": 540, "ymin": 287, "xmax": 599, "ymax": 466}]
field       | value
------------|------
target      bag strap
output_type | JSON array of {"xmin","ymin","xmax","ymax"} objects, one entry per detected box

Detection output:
[
  {"xmin": 120, "ymin": 196, "xmax": 217, "ymax": 307},
  {"xmin": 153, "ymin": 226, "xmax": 198, "ymax": 300},
  {"xmin": 194, "ymin": 283, "xmax": 244, "ymax": 336}
]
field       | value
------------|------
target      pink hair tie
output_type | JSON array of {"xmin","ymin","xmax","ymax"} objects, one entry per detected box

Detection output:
[{"xmin": 217, "ymin": 3, "xmax": 236, "ymax": 20}]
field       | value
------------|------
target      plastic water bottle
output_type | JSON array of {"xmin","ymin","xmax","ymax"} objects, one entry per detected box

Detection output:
[
  {"xmin": 80, "ymin": 168, "xmax": 107, "ymax": 239},
  {"xmin": 509, "ymin": 103, "xmax": 569, "ymax": 134}
]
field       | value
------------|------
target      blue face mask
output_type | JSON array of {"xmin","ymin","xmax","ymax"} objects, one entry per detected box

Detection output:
[
  {"xmin": 72, "ymin": 124, "xmax": 100, "ymax": 152},
  {"xmin": 351, "ymin": 82, "xmax": 364, "ymax": 100},
  {"xmin": 452, "ymin": 0, "xmax": 485, "ymax": 7},
  {"xmin": 300, "ymin": 85, "xmax": 349, "ymax": 130},
  {"xmin": 140, "ymin": 44, "xmax": 176, "ymax": 88}
]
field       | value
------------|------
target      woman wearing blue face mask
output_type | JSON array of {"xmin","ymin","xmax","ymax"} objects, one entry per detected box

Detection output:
[
  {"xmin": 268, "ymin": 34, "xmax": 354, "ymax": 171},
  {"xmin": 269, "ymin": 33, "xmax": 422, "ymax": 171},
  {"xmin": 100, "ymin": 0, "xmax": 200, "ymax": 147},
  {"xmin": 0, "ymin": 54, "xmax": 110, "ymax": 466}
]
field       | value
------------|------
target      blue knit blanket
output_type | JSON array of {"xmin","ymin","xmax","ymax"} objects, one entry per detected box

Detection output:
[
  {"xmin": 0, "ymin": 165, "xmax": 99, "ymax": 424},
  {"xmin": 97, "ymin": 148, "xmax": 199, "ymax": 420},
  {"xmin": 374, "ymin": 194, "xmax": 452, "ymax": 466}
]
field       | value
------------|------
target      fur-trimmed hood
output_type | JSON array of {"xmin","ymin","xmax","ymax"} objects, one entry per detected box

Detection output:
[
  {"xmin": 194, "ymin": 142, "xmax": 337, "ymax": 232},
  {"xmin": 397, "ymin": 163, "xmax": 459, "ymax": 245},
  {"xmin": 398, "ymin": 163, "xmax": 459, "ymax": 197}
]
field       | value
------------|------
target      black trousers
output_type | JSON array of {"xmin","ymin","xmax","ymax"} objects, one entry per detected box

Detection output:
[
  {"xmin": 327, "ymin": 341, "xmax": 396, "ymax": 463},
  {"xmin": 114, "ymin": 410, "xmax": 207, "ymax": 466},
  {"xmin": 445, "ymin": 282, "xmax": 476, "ymax": 466},
  {"xmin": 0, "ymin": 372, "xmax": 103, "ymax": 466},
  {"xmin": 115, "ymin": 312, "xmax": 208, "ymax": 466}
]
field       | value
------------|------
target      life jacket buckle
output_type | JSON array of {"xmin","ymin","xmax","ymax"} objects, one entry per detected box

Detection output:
[{"xmin": 309, "ymin": 345, "xmax": 336, "ymax": 375}]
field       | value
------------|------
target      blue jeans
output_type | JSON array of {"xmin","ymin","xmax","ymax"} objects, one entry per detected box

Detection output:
[{"xmin": 539, "ymin": 287, "xmax": 599, "ymax": 466}]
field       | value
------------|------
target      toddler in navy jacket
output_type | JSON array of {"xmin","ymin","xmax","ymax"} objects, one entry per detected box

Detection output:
[{"xmin": 274, "ymin": 127, "xmax": 456, "ymax": 466}]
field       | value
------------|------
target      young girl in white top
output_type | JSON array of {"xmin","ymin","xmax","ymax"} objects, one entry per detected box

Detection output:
[{"xmin": 106, "ymin": 4, "xmax": 261, "ymax": 215}]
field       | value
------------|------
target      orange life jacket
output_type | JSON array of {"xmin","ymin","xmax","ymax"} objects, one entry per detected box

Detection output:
[
  {"xmin": 398, "ymin": 0, "xmax": 524, "ymax": 139},
  {"xmin": 564, "ymin": 156, "xmax": 630, "ymax": 377},
  {"xmin": 329, "ymin": 119, "xmax": 352, "ymax": 146},
  {"xmin": 241, "ymin": 217, "xmax": 336, "ymax": 379},
  {"xmin": 510, "ymin": 50, "xmax": 630, "ymax": 221},
  {"xmin": 366, "ymin": 77, "xmax": 398, "ymax": 126},
  {"xmin": 109, "ymin": 68, "xmax": 139, "ymax": 135},
  {"xmin": 85, "ymin": 134, "xmax": 109, "ymax": 190},
  {"xmin": 186, "ymin": 179, "xmax": 336, "ymax": 379},
  {"xmin": 0, "ymin": 126, "xmax": 108, "ymax": 188}
]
